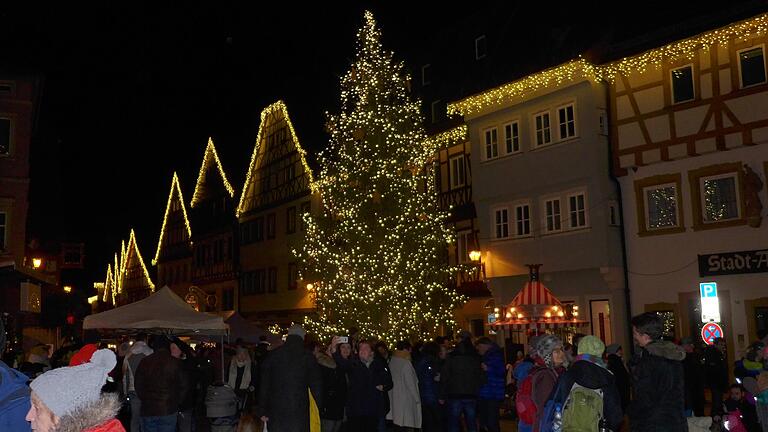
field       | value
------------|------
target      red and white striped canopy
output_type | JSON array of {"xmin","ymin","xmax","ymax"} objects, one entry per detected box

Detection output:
[
  {"xmin": 494, "ymin": 318, "xmax": 589, "ymax": 330},
  {"xmin": 510, "ymin": 280, "xmax": 563, "ymax": 307}
]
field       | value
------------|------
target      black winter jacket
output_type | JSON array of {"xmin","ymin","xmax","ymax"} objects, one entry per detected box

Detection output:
[
  {"xmin": 628, "ymin": 341, "xmax": 687, "ymax": 432},
  {"xmin": 439, "ymin": 339, "xmax": 485, "ymax": 400},
  {"xmin": 606, "ymin": 353, "xmax": 631, "ymax": 410},
  {"xmin": 316, "ymin": 352, "xmax": 347, "ymax": 421},
  {"xmin": 334, "ymin": 352, "xmax": 393, "ymax": 418},
  {"xmin": 134, "ymin": 348, "xmax": 190, "ymax": 417},
  {"xmin": 258, "ymin": 336, "xmax": 323, "ymax": 432}
]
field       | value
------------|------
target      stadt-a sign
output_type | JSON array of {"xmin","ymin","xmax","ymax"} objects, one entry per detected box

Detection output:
[{"xmin": 698, "ymin": 249, "xmax": 768, "ymax": 277}]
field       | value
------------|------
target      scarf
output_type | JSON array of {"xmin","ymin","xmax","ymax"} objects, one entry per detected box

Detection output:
[
  {"xmin": 574, "ymin": 353, "xmax": 607, "ymax": 368},
  {"xmin": 227, "ymin": 358, "xmax": 252, "ymax": 390}
]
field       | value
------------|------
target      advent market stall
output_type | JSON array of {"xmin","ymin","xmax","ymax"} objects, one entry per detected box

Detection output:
[{"xmin": 492, "ymin": 266, "xmax": 589, "ymax": 348}]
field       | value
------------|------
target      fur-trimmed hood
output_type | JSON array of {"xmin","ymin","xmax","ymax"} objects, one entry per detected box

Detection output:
[
  {"xmin": 315, "ymin": 352, "xmax": 337, "ymax": 369},
  {"xmin": 644, "ymin": 340, "xmax": 686, "ymax": 361},
  {"xmin": 54, "ymin": 392, "xmax": 122, "ymax": 432}
]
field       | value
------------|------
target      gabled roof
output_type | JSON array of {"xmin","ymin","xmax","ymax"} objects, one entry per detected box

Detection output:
[
  {"xmin": 190, "ymin": 137, "xmax": 235, "ymax": 208},
  {"xmin": 236, "ymin": 101, "xmax": 316, "ymax": 218},
  {"xmin": 103, "ymin": 264, "xmax": 113, "ymax": 303},
  {"xmin": 152, "ymin": 172, "xmax": 192, "ymax": 265},
  {"xmin": 123, "ymin": 229, "xmax": 155, "ymax": 292}
]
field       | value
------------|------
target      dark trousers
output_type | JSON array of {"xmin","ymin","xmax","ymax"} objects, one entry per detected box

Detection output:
[
  {"xmin": 422, "ymin": 404, "xmax": 442, "ymax": 432},
  {"xmin": 477, "ymin": 399, "xmax": 501, "ymax": 432},
  {"xmin": 348, "ymin": 415, "xmax": 378, "ymax": 432},
  {"xmin": 447, "ymin": 399, "xmax": 477, "ymax": 432},
  {"xmin": 710, "ymin": 387, "xmax": 725, "ymax": 416}
]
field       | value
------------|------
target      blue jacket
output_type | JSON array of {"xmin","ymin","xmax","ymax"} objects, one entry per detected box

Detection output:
[
  {"xmin": 0, "ymin": 360, "xmax": 31, "ymax": 432},
  {"xmin": 478, "ymin": 345, "xmax": 505, "ymax": 401},
  {"xmin": 414, "ymin": 355, "xmax": 439, "ymax": 406}
]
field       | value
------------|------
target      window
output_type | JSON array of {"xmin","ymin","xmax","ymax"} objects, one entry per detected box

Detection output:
[
  {"xmin": 599, "ymin": 109, "xmax": 609, "ymax": 136},
  {"xmin": 0, "ymin": 83, "xmax": 13, "ymax": 94},
  {"xmin": 286, "ymin": 164, "xmax": 296, "ymax": 182},
  {"xmin": 515, "ymin": 204, "xmax": 531, "ymax": 237},
  {"xmin": 422, "ymin": 64, "xmax": 431, "ymax": 86},
  {"xmin": 644, "ymin": 184, "xmax": 679, "ymax": 230},
  {"xmin": 484, "ymin": 128, "xmax": 498, "ymax": 160},
  {"xmin": 534, "ymin": 112, "xmax": 551, "ymax": 146},
  {"xmin": 222, "ymin": 288, "xmax": 234, "ymax": 310},
  {"xmin": 300, "ymin": 201, "xmax": 311, "ymax": 231},
  {"xmin": 504, "ymin": 122, "xmax": 520, "ymax": 154},
  {"xmin": 266, "ymin": 213, "xmax": 276, "ymax": 239},
  {"xmin": 558, "ymin": 104, "xmax": 576, "ymax": 140},
  {"xmin": 739, "ymin": 46, "xmax": 766, "ymax": 88},
  {"xmin": 0, "ymin": 118, "xmax": 10, "ymax": 156},
  {"xmin": 609, "ymin": 202, "xmax": 620, "ymax": 226},
  {"xmin": 288, "ymin": 263, "xmax": 298, "ymax": 290},
  {"xmin": 287, "ymin": 206, "xmax": 297, "ymax": 234},
  {"xmin": 494, "ymin": 208, "xmax": 509, "ymax": 239},
  {"xmin": 475, "ymin": 35, "xmax": 487, "ymax": 60},
  {"xmin": 456, "ymin": 231, "xmax": 471, "ymax": 263},
  {"xmin": 256, "ymin": 270, "xmax": 266, "ymax": 294},
  {"xmin": 449, "ymin": 155, "xmax": 465, "ymax": 189},
  {"xmin": 671, "ymin": 65, "xmax": 695, "ymax": 104},
  {"xmin": 568, "ymin": 193, "xmax": 587, "ymax": 229},
  {"xmin": 268, "ymin": 267, "xmax": 277, "ymax": 293},
  {"xmin": 701, "ymin": 173, "xmax": 740, "ymax": 223},
  {"xmin": 431, "ymin": 100, "xmax": 443, "ymax": 124},
  {"xmin": 544, "ymin": 199, "xmax": 562, "ymax": 233},
  {"xmin": 254, "ymin": 217, "xmax": 264, "ymax": 242}
]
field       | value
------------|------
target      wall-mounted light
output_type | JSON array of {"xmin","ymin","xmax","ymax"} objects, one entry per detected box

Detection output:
[
  {"xmin": 469, "ymin": 250, "xmax": 482, "ymax": 262},
  {"xmin": 32, "ymin": 258, "xmax": 43, "ymax": 269},
  {"xmin": 63, "ymin": 286, "xmax": 72, "ymax": 293}
]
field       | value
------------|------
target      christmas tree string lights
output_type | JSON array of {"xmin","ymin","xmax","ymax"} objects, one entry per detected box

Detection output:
[{"xmin": 297, "ymin": 11, "xmax": 463, "ymax": 345}]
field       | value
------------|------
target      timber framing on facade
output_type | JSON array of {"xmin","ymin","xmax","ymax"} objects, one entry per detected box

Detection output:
[
  {"xmin": 190, "ymin": 137, "xmax": 235, "ymax": 209},
  {"xmin": 153, "ymin": 172, "xmax": 192, "ymax": 265}
]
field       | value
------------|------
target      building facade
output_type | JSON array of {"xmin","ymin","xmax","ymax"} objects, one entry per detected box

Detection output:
[
  {"xmin": 116, "ymin": 230, "xmax": 155, "ymax": 305},
  {"xmin": 608, "ymin": 13, "xmax": 768, "ymax": 359},
  {"xmin": 450, "ymin": 67, "xmax": 629, "ymax": 349},
  {"xmin": 152, "ymin": 172, "xmax": 193, "ymax": 299},
  {"xmin": 237, "ymin": 101, "xmax": 318, "ymax": 326}
]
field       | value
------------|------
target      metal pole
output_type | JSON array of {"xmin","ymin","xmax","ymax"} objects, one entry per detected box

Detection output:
[{"xmin": 220, "ymin": 335, "xmax": 225, "ymax": 383}]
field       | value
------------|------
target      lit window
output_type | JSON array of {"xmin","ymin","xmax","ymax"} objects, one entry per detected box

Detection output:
[
  {"xmin": 558, "ymin": 104, "xmax": 576, "ymax": 140},
  {"xmin": 545, "ymin": 199, "xmax": 562, "ymax": 233},
  {"xmin": 568, "ymin": 193, "xmax": 587, "ymax": 228},
  {"xmin": 449, "ymin": 155, "xmax": 465, "ymax": 189},
  {"xmin": 739, "ymin": 46, "xmax": 766, "ymax": 88},
  {"xmin": 644, "ymin": 184, "xmax": 678, "ymax": 229},
  {"xmin": 671, "ymin": 65, "xmax": 695, "ymax": 104},
  {"xmin": 504, "ymin": 122, "xmax": 520, "ymax": 154},
  {"xmin": 701, "ymin": 173, "xmax": 740, "ymax": 223},
  {"xmin": 535, "ymin": 112, "xmax": 551, "ymax": 146},
  {"xmin": 515, "ymin": 204, "xmax": 531, "ymax": 236},
  {"xmin": 494, "ymin": 209, "xmax": 509, "ymax": 239},
  {"xmin": 484, "ymin": 128, "xmax": 498, "ymax": 160}
]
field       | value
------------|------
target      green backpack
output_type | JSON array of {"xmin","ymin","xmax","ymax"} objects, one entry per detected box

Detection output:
[{"xmin": 561, "ymin": 383, "xmax": 603, "ymax": 432}]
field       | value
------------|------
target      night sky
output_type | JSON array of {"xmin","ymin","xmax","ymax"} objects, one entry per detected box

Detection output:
[{"xmin": 1, "ymin": 1, "xmax": 761, "ymax": 286}]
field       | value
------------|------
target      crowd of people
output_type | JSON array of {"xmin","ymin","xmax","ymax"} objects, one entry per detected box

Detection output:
[{"xmin": 2, "ymin": 312, "xmax": 768, "ymax": 431}]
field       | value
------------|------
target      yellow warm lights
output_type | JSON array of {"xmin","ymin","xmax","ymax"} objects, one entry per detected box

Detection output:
[
  {"xmin": 306, "ymin": 283, "xmax": 314, "ymax": 291},
  {"xmin": 449, "ymin": 13, "xmax": 768, "ymax": 117},
  {"xmin": 63, "ymin": 286, "xmax": 72, "ymax": 293},
  {"xmin": 190, "ymin": 137, "xmax": 235, "ymax": 208},
  {"xmin": 125, "ymin": 229, "xmax": 156, "ymax": 292},
  {"xmin": 88, "ymin": 295, "xmax": 98, "ymax": 305},
  {"xmin": 425, "ymin": 124, "xmax": 467, "ymax": 151},
  {"xmin": 236, "ymin": 101, "xmax": 317, "ymax": 218},
  {"xmin": 153, "ymin": 172, "xmax": 192, "ymax": 265},
  {"xmin": 32, "ymin": 258, "xmax": 42, "ymax": 269},
  {"xmin": 469, "ymin": 250, "xmax": 482, "ymax": 262}
]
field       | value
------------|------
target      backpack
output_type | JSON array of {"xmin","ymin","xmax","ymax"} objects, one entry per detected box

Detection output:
[
  {"xmin": 516, "ymin": 366, "xmax": 555, "ymax": 425},
  {"xmin": 560, "ymin": 383, "xmax": 603, "ymax": 432}
]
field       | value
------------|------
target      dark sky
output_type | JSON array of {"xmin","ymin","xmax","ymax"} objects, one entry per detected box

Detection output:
[{"xmin": 2, "ymin": 1, "xmax": 763, "ymax": 285}]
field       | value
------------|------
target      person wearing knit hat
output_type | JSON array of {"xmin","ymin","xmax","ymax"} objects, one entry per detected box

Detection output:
[
  {"xmin": 527, "ymin": 334, "xmax": 566, "ymax": 429},
  {"xmin": 287, "ymin": 323, "xmax": 307, "ymax": 340},
  {"xmin": 26, "ymin": 348, "xmax": 125, "ymax": 432},
  {"xmin": 546, "ymin": 336, "xmax": 624, "ymax": 431},
  {"xmin": 605, "ymin": 343, "xmax": 621, "ymax": 356},
  {"xmin": 535, "ymin": 334, "xmax": 565, "ymax": 368}
]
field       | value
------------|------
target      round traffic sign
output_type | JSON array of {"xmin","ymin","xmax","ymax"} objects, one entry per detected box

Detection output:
[{"xmin": 701, "ymin": 322, "xmax": 723, "ymax": 345}]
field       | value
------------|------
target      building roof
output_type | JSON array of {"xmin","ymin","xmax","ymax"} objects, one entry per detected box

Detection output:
[{"xmin": 152, "ymin": 172, "xmax": 192, "ymax": 265}]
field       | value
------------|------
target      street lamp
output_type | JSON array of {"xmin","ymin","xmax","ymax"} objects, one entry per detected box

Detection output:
[
  {"xmin": 469, "ymin": 250, "xmax": 482, "ymax": 262},
  {"xmin": 306, "ymin": 283, "xmax": 314, "ymax": 291}
]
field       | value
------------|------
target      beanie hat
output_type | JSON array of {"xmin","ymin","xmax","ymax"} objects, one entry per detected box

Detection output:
[
  {"xmin": 287, "ymin": 324, "xmax": 307, "ymax": 340},
  {"xmin": 30, "ymin": 349, "xmax": 116, "ymax": 417},
  {"xmin": 577, "ymin": 335, "xmax": 605, "ymax": 357},
  {"xmin": 535, "ymin": 334, "xmax": 563, "ymax": 367},
  {"xmin": 605, "ymin": 343, "xmax": 621, "ymax": 355}
]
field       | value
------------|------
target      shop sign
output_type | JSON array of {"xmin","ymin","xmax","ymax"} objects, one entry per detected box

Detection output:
[
  {"xmin": 698, "ymin": 249, "xmax": 768, "ymax": 276},
  {"xmin": 699, "ymin": 282, "xmax": 720, "ymax": 323}
]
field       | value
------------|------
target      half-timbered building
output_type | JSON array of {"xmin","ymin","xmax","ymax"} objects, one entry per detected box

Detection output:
[
  {"xmin": 608, "ymin": 13, "xmax": 768, "ymax": 357},
  {"xmin": 116, "ymin": 229, "xmax": 155, "ymax": 305},
  {"xmin": 152, "ymin": 172, "xmax": 193, "ymax": 299},
  {"xmin": 237, "ymin": 101, "xmax": 318, "ymax": 326}
]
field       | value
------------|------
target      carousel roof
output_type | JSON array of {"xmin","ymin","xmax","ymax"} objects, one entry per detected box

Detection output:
[
  {"xmin": 496, "ymin": 275, "xmax": 589, "ymax": 328},
  {"xmin": 509, "ymin": 279, "xmax": 562, "ymax": 307}
]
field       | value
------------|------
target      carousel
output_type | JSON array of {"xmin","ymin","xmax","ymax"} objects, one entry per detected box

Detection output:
[{"xmin": 491, "ymin": 265, "xmax": 590, "ymax": 345}]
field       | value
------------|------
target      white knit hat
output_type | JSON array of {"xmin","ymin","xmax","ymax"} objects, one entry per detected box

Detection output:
[{"xmin": 30, "ymin": 349, "xmax": 116, "ymax": 417}]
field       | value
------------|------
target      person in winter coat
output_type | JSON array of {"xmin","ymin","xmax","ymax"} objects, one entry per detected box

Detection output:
[
  {"xmin": 313, "ymin": 339, "xmax": 348, "ymax": 432},
  {"xmin": 26, "ymin": 349, "xmax": 125, "ymax": 432},
  {"xmin": 134, "ymin": 335, "xmax": 190, "ymax": 432},
  {"xmin": 226, "ymin": 347, "xmax": 257, "ymax": 407},
  {"xmin": 388, "ymin": 341, "xmax": 421, "ymax": 430},
  {"xmin": 476, "ymin": 337, "xmax": 505, "ymax": 432},
  {"xmin": 530, "ymin": 334, "xmax": 566, "ymax": 432},
  {"xmin": 0, "ymin": 319, "xmax": 30, "ymax": 431},
  {"xmin": 681, "ymin": 337, "xmax": 706, "ymax": 417},
  {"xmin": 513, "ymin": 358, "xmax": 536, "ymax": 432},
  {"xmin": 724, "ymin": 383, "xmax": 760, "ymax": 432},
  {"xmin": 547, "ymin": 336, "xmax": 623, "ymax": 431},
  {"xmin": 333, "ymin": 338, "xmax": 393, "ymax": 432},
  {"xmin": 703, "ymin": 337, "xmax": 729, "ymax": 416},
  {"xmin": 415, "ymin": 342, "xmax": 441, "ymax": 432},
  {"xmin": 122, "ymin": 339, "xmax": 152, "ymax": 432},
  {"xmin": 605, "ymin": 343, "xmax": 631, "ymax": 411},
  {"xmin": 439, "ymin": 331, "xmax": 485, "ymax": 432},
  {"xmin": 258, "ymin": 325, "xmax": 323, "ymax": 432},
  {"xmin": 628, "ymin": 312, "xmax": 687, "ymax": 432}
]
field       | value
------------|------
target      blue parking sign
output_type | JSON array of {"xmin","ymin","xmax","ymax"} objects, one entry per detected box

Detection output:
[{"xmin": 700, "ymin": 282, "xmax": 717, "ymax": 298}]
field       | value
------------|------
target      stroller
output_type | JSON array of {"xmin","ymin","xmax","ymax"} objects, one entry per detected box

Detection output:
[{"xmin": 206, "ymin": 383, "xmax": 240, "ymax": 432}]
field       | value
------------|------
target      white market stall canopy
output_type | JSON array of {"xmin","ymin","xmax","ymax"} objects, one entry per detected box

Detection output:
[{"xmin": 84, "ymin": 286, "xmax": 228, "ymax": 335}]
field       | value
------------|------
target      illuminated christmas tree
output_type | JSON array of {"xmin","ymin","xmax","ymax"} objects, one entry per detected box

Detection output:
[{"xmin": 298, "ymin": 11, "xmax": 463, "ymax": 344}]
